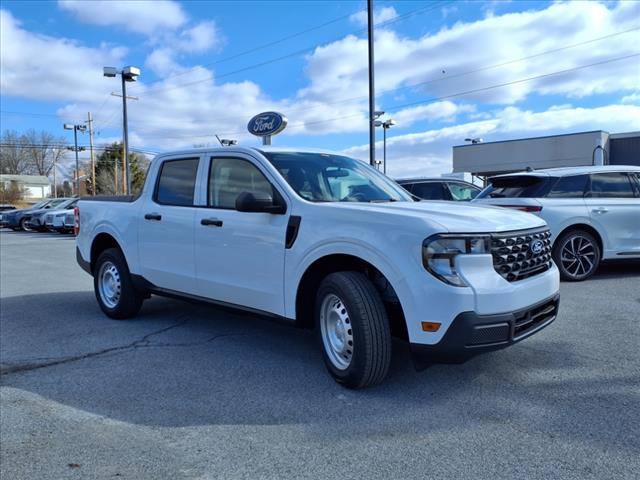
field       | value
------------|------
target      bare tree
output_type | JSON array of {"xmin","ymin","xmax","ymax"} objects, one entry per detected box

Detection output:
[
  {"xmin": 0, "ymin": 130, "xmax": 29, "ymax": 174},
  {"xmin": 21, "ymin": 129, "xmax": 67, "ymax": 176},
  {"xmin": 96, "ymin": 169, "xmax": 117, "ymax": 195}
]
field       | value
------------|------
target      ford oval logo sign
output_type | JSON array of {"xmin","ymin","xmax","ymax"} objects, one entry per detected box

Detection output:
[
  {"xmin": 530, "ymin": 239, "xmax": 544, "ymax": 255},
  {"xmin": 247, "ymin": 112, "xmax": 288, "ymax": 137}
]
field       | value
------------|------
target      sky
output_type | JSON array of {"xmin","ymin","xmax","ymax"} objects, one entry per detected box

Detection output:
[{"xmin": 1, "ymin": 0, "xmax": 639, "ymax": 180}]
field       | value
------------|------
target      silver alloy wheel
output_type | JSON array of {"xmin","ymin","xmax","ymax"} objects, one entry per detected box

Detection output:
[
  {"xmin": 98, "ymin": 261, "xmax": 122, "ymax": 309},
  {"xmin": 320, "ymin": 293, "xmax": 354, "ymax": 370},
  {"xmin": 560, "ymin": 234, "xmax": 597, "ymax": 278}
]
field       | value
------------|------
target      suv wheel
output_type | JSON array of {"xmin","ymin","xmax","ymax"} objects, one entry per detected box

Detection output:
[
  {"xmin": 94, "ymin": 248, "xmax": 144, "ymax": 319},
  {"xmin": 552, "ymin": 230, "xmax": 601, "ymax": 281},
  {"xmin": 316, "ymin": 271, "xmax": 391, "ymax": 389}
]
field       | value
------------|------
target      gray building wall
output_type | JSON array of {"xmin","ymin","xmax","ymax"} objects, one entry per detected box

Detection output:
[{"xmin": 452, "ymin": 130, "xmax": 639, "ymax": 176}]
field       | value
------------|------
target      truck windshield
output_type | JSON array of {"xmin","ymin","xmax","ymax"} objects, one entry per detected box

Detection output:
[{"xmin": 262, "ymin": 152, "xmax": 413, "ymax": 203}]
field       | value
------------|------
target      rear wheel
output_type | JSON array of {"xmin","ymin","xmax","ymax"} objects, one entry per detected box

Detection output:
[
  {"xmin": 94, "ymin": 248, "xmax": 144, "ymax": 319},
  {"xmin": 552, "ymin": 230, "xmax": 601, "ymax": 281},
  {"xmin": 316, "ymin": 271, "xmax": 391, "ymax": 389}
]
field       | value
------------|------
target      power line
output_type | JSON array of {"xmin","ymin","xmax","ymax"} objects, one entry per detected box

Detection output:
[
  {"xmin": 164, "ymin": 52, "xmax": 639, "ymax": 139},
  {"xmin": 137, "ymin": 1, "xmax": 450, "ymax": 96},
  {"xmin": 137, "ymin": 23, "xmax": 638, "ymax": 134}
]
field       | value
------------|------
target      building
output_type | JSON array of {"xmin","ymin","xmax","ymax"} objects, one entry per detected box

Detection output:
[
  {"xmin": 0, "ymin": 174, "xmax": 51, "ymax": 199},
  {"xmin": 452, "ymin": 130, "xmax": 639, "ymax": 177}
]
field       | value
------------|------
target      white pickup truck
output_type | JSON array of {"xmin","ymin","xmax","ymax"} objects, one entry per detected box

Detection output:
[{"xmin": 76, "ymin": 147, "xmax": 560, "ymax": 388}]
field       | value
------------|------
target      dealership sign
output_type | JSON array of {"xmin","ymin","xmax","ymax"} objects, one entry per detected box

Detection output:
[{"xmin": 247, "ymin": 112, "xmax": 287, "ymax": 144}]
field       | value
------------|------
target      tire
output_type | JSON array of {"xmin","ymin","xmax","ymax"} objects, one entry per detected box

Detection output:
[
  {"xmin": 316, "ymin": 271, "xmax": 392, "ymax": 389},
  {"xmin": 93, "ymin": 248, "xmax": 144, "ymax": 319},
  {"xmin": 552, "ymin": 230, "xmax": 601, "ymax": 281},
  {"xmin": 19, "ymin": 218, "xmax": 31, "ymax": 231}
]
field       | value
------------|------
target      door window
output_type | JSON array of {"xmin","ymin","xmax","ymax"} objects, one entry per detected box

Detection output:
[
  {"xmin": 412, "ymin": 182, "xmax": 446, "ymax": 200},
  {"xmin": 447, "ymin": 182, "xmax": 480, "ymax": 201},
  {"xmin": 546, "ymin": 175, "xmax": 588, "ymax": 198},
  {"xmin": 208, "ymin": 157, "xmax": 273, "ymax": 209},
  {"xmin": 587, "ymin": 173, "xmax": 635, "ymax": 198},
  {"xmin": 154, "ymin": 158, "xmax": 199, "ymax": 206}
]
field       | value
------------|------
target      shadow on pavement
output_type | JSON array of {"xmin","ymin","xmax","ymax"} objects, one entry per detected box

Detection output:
[{"xmin": 1, "ymin": 290, "xmax": 638, "ymax": 455}]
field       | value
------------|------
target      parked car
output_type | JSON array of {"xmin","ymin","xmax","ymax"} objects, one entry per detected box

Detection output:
[
  {"xmin": 76, "ymin": 147, "xmax": 559, "ymax": 388},
  {"xmin": 1, "ymin": 199, "xmax": 68, "ymax": 231},
  {"xmin": 473, "ymin": 166, "xmax": 640, "ymax": 281},
  {"xmin": 0, "ymin": 204, "xmax": 17, "ymax": 226},
  {"xmin": 24, "ymin": 198, "xmax": 77, "ymax": 232},
  {"xmin": 48, "ymin": 208, "xmax": 76, "ymax": 234},
  {"xmin": 397, "ymin": 177, "xmax": 481, "ymax": 201}
]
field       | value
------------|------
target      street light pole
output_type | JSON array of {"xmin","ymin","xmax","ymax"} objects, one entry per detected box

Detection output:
[
  {"xmin": 121, "ymin": 73, "xmax": 130, "ymax": 195},
  {"xmin": 73, "ymin": 126, "xmax": 79, "ymax": 195},
  {"xmin": 383, "ymin": 125, "xmax": 387, "ymax": 175},
  {"xmin": 104, "ymin": 66, "xmax": 140, "ymax": 195},
  {"xmin": 367, "ymin": 0, "xmax": 376, "ymax": 167}
]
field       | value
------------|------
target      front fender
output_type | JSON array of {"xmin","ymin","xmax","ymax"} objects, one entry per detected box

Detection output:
[{"xmin": 284, "ymin": 238, "xmax": 415, "ymax": 321}]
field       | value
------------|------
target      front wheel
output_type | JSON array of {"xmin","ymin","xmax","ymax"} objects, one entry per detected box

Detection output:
[
  {"xmin": 552, "ymin": 230, "xmax": 601, "ymax": 281},
  {"xmin": 94, "ymin": 248, "xmax": 144, "ymax": 319},
  {"xmin": 316, "ymin": 271, "xmax": 392, "ymax": 389}
]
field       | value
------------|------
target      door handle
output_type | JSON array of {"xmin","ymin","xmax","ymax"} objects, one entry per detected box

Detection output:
[
  {"xmin": 144, "ymin": 213, "xmax": 162, "ymax": 221},
  {"xmin": 592, "ymin": 208, "xmax": 608, "ymax": 214},
  {"xmin": 201, "ymin": 218, "xmax": 223, "ymax": 227}
]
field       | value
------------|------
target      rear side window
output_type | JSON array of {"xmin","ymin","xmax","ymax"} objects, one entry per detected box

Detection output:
[
  {"xmin": 412, "ymin": 182, "xmax": 447, "ymax": 200},
  {"xmin": 447, "ymin": 182, "xmax": 480, "ymax": 201},
  {"xmin": 546, "ymin": 175, "xmax": 588, "ymax": 198},
  {"xmin": 478, "ymin": 176, "xmax": 553, "ymax": 198},
  {"xmin": 399, "ymin": 182, "xmax": 414, "ymax": 194},
  {"xmin": 155, "ymin": 158, "xmax": 200, "ymax": 206},
  {"xmin": 588, "ymin": 173, "xmax": 635, "ymax": 198}
]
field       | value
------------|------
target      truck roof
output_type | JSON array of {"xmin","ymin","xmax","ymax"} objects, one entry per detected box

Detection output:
[
  {"xmin": 153, "ymin": 146, "xmax": 346, "ymax": 160},
  {"xmin": 492, "ymin": 165, "xmax": 640, "ymax": 178}
]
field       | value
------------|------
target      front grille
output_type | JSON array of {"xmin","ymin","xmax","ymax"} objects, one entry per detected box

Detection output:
[
  {"xmin": 513, "ymin": 298, "xmax": 558, "ymax": 339},
  {"xmin": 469, "ymin": 323, "xmax": 510, "ymax": 346},
  {"xmin": 491, "ymin": 228, "xmax": 552, "ymax": 282}
]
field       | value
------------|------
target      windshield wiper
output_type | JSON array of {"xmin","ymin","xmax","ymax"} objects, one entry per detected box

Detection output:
[{"xmin": 368, "ymin": 198, "xmax": 397, "ymax": 203}]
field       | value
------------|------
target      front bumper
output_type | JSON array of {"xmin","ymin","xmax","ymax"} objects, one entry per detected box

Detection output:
[{"xmin": 411, "ymin": 293, "xmax": 559, "ymax": 364}]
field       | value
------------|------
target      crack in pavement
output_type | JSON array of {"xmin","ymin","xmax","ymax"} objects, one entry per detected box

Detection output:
[{"xmin": 0, "ymin": 316, "xmax": 248, "ymax": 377}]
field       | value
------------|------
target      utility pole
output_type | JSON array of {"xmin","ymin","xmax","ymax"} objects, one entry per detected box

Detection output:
[
  {"xmin": 367, "ymin": 0, "xmax": 376, "ymax": 166},
  {"xmin": 86, "ymin": 112, "xmax": 96, "ymax": 195},
  {"xmin": 52, "ymin": 151, "xmax": 58, "ymax": 198}
]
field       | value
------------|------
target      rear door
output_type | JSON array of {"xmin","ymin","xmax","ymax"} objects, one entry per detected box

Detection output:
[
  {"xmin": 138, "ymin": 155, "xmax": 201, "ymax": 293},
  {"xmin": 585, "ymin": 172, "xmax": 640, "ymax": 257},
  {"xmin": 193, "ymin": 154, "xmax": 289, "ymax": 315}
]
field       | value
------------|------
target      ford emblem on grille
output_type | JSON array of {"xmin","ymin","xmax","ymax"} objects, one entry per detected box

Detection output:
[{"xmin": 530, "ymin": 239, "xmax": 544, "ymax": 254}]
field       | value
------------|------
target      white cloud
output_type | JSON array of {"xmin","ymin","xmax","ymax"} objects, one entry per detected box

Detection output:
[
  {"xmin": 145, "ymin": 48, "xmax": 183, "ymax": 77},
  {"xmin": 0, "ymin": 9, "xmax": 127, "ymax": 103},
  {"xmin": 178, "ymin": 21, "xmax": 220, "ymax": 53},
  {"xmin": 350, "ymin": 6, "xmax": 398, "ymax": 27},
  {"xmin": 392, "ymin": 101, "xmax": 476, "ymax": 128},
  {"xmin": 344, "ymin": 104, "xmax": 640, "ymax": 178},
  {"xmin": 58, "ymin": 0, "xmax": 188, "ymax": 35},
  {"xmin": 304, "ymin": 1, "xmax": 640, "ymax": 108},
  {"xmin": 620, "ymin": 92, "xmax": 640, "ymax": 104}
]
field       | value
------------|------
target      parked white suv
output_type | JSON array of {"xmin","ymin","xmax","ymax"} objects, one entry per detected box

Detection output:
[
  {"xmin": 76, "ymin": 147, "xmax": 560, "ymax": 388},
  {"xmin": 474, "ymin": 166, "xmax": 640, "ymax": 281}
]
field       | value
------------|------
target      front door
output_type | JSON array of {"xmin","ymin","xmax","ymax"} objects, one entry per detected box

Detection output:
[
  {"xmin": 194, "ymin": 155, "xmax": 289, "ymax": 315},
  {"xmin": 138, "ymin": 156, "xmax": 201, "ymax": 293}
]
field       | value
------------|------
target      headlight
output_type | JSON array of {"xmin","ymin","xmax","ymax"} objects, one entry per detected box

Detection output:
[{"xmin": 422, "ymin": 234, "xmax": 491, "ymax": 286}]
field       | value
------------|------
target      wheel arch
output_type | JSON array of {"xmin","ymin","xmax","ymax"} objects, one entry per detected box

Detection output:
[
  {"xmin": 294, "ymin": 253, "xmax": 408, "ymax": 338},
  {"xmin": 90, "ymin": 232, "xmax": 125, "ymax": 273},
  {"xmin": 554, "ymin": 223, "xmax": 603, "ymax": 254}
]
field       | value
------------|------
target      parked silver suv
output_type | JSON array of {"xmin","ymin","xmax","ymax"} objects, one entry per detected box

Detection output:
[{"xmin": 473, "ymin": 166, "xmax": 640, "ymax": 281}]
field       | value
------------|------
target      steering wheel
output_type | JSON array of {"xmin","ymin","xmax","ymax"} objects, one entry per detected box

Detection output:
[{"xmin": 341, "ymin": 192, "xmax": 367, "ymax": 202}]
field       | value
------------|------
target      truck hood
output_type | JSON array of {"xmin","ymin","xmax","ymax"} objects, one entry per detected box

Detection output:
[{"xmin": 323, "ymin": 200, "xmax": 547, "ymax": 233}]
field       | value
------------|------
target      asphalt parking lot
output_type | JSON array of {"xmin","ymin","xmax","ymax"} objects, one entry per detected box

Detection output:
[{"xmin": 1, "ymin": 229, "xmax": 639, "ymax": 480}]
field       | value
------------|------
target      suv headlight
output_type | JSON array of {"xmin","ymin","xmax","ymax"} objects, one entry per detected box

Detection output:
[{"xmin": 422, "ymin": 234, "xmax": 491, "ymax": 286}]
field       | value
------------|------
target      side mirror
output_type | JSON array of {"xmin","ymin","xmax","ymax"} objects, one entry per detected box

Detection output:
[{"xmin": 236, "ymin": 191, "xmax": 286, "ymax": 214}]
